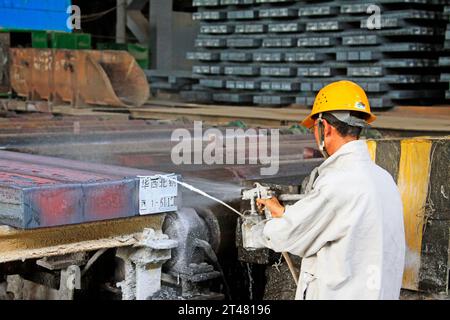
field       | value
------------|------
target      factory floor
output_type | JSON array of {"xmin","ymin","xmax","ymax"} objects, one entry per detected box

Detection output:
[
  {"xmin": 1, "ymin": 98, "xmax": 450, "ymax": 137},
  {"xmin": 0, "ymin": 99, "xmax": 448, "ymax": 300}
]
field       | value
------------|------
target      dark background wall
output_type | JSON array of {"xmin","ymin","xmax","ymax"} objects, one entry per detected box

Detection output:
[{"xmin": 72, "ymin": 0, "xmax": 199, "ymax": 71}]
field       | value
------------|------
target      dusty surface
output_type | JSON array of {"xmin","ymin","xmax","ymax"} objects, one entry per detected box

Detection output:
[
  {"xmin": 400, "ymin": 289, "xmax": 450, "ymax": 300},
  {"xmin": 263, "ymin": 255, "xmax": 301, "ymax": 300},
  {"xmin": 0, "ymin": 214, "xmax": 165, "ymax": 263}
]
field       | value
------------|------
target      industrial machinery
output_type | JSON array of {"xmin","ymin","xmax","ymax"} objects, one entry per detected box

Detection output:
[
  {"xmin": 0, "ymin": 151, "xmax": 231, "ymax": 300},
  {"xmin": 0, "ymin": 206, "xmax": 227, "ymax": 300},
  {"xmin": 10, "ymin": 49, "xmax": 150, "ymax": 108}
]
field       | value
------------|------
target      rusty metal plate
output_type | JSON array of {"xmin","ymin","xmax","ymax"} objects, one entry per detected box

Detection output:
[{"xmin": 10, "ymin": 49, "xmax": 150, "ymax": 108}]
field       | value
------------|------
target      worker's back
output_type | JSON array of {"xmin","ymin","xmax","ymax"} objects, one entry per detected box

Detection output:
[
  {"xmin": 318, "ymin": 141, "xmax": 405, "ymax": 299},
  {"xmin": 308, "ymin": 140, "xmax": 406, "ymax": 299},
  {"xmin": 261, "ymin": 140, "xmax": 406, "ymax": 300}
]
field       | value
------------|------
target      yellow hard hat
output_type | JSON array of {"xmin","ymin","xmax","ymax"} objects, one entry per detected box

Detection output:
[{"xmin": 301, "ymin": 80, "xmax": 377, "ymax": 129}]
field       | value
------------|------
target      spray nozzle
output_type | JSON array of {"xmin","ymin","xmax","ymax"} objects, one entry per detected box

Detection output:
[{"xmin": 241, "ymin": 183, "xmax": 274, "ymax": 219}]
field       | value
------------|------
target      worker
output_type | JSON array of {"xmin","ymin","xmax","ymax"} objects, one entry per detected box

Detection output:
[{"xmin": 254, "ymin": 80, "xmax": 405, "ymax": 300}]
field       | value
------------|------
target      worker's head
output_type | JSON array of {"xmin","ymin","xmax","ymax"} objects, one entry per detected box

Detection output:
[{"xmin": 301, "ymin": 81, "xmax": 376, "ymax": 158}]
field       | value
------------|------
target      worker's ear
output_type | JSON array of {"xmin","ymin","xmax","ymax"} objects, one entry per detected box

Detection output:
[{"xmin": 322, "ymin": 119, "xmax": 333, "ymax": 138}]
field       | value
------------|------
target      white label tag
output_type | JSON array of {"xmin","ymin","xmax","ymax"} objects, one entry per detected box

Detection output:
[{"xmin": 138, "ymin": 174, "xmax": 178, "ymax": 215}]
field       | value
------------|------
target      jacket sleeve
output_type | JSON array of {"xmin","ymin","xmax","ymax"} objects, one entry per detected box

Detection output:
[{"xmin": 259, "ymin": 181, "xmax": 351, "ymax": 257}]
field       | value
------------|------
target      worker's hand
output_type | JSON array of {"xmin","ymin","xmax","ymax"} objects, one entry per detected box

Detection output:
[{"xmin": 256, "ymin": 197, "xmax": 285, "ymax": 218}]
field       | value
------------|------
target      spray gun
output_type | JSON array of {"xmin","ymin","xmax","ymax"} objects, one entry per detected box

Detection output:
[
  {"xmin": 241, "ymin": 183, "xmax": 274, "ymax": 220},
  {"xmin": 240, "ymin": 184, "xmax": 305, "ymax": 251},
  {"xmin": 241, "ymin": 183, "xmax": 275, "ymax": 251},
  {"xmin": 241, "ymin": 183, "xmax": 300, "ymax": 284}
]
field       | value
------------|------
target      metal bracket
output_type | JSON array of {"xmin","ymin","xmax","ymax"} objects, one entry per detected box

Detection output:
[
  {"xmin": 116, "ymin": 228, "xmax": 177, "ymax": 300},
  {"xmin": 36, "ymin": 252, "xmax": 88, "ymax": 271},
  {"xmin": 137, "ymin": 228, "xmax": 178, "ymax": 250},
  {"xmin": 126, "ymin": 0, "xmax": 150, "ymax": 44},
  {"xmin": 59, "ymin": 265, "xmax": 81, "ymax": 300}
]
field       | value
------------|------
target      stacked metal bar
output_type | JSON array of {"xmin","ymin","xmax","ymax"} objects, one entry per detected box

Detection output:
[
  {"xmin": 146, "ymin": 70, "xmax": 200, "ymax": 98},
  {"xmin": 440, "ymin": 5, "xmax": 450, "ymax": 99},
  {"xmin": 187, "ymin": 0, "xmax": 449, "ymax": 108}
]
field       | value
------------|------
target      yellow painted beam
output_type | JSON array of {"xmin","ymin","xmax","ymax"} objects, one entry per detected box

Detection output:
[
  {"xmin": 366, "ymin": 140, "xmax": 377, "ymax": 162},
  {"xmin": 0, "ymin": 215, "xmax": 165, "ymax": 263},
  {"xmin": 397, "ymin": 139, "xmax": 432, "ymax": 290}
]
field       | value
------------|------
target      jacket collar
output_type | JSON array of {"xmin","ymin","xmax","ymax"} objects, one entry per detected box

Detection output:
[{"xmin": 318, "ymin": 140, "xmax": 371, "ymax": 175}]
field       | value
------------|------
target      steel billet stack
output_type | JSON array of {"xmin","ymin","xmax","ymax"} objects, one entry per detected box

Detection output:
[
  {"xmin": 186, "ymin": 0, "xmax": 449, "ymax": 108},
  {"xmin": 146, "ymin": 70, "xmax": 200, "ymax": 99}
]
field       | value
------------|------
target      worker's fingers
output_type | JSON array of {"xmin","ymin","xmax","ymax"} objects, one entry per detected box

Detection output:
[
  {"xmin": 255, "ymin": 197, "xmax": 285, "ymax": 218},
  {"xmin": 256, "ymin": 198, "xmax": 266, "ymax": 205}
]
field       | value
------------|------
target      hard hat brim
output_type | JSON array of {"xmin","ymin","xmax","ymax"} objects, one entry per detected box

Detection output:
[
  {"xmin": 300, "ymin": 112, "xmax": 377, "ymax": 129},
  {"xmin": 301, "ymin": 115, "xmax": 315, "ymax": 129}
]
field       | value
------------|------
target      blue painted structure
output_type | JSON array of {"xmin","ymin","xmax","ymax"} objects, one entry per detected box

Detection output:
[{"xmin": 0, "ymin": 0, "xmax": 72, "ymax": 32}]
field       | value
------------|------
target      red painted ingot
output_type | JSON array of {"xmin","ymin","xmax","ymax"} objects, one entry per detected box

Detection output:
[
  {"xmin": 0, "ymin": 171, "xmax": 59, "ymax": 187},
  {"xmin": 23, "ymin": 180, "xmax": 138, "ymax": 228},
  {"xmin": 10, "ymin": 48, "xmax": 150, "ymax": 107},
  {"xmin": 27, "ymin": 187, "xmax": 81, "ymax": 227},
  {"xmin": 83, "ymin": 181, "xmax": 137, "ymax": 222},
  {"xmin": 0, "ymin": 151, "xmax": 150, "ymax": 229}
]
